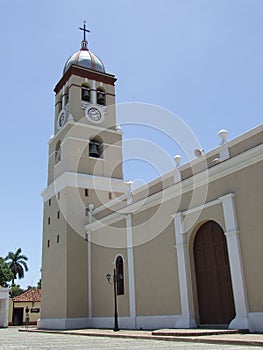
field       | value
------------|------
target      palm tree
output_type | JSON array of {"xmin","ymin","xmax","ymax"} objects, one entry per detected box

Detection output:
[{"xmin": 5, "ymin": 248, "xmax": 28, "ymax": 285}]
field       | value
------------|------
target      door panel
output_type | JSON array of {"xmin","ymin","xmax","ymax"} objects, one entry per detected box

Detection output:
[
  {"xmin": 194, "ymin": 221, "xmax": 235, "ymax": 324},
  {"xmin": 13, "ymin": 307, "xmax": 24, "ymax": 326}
]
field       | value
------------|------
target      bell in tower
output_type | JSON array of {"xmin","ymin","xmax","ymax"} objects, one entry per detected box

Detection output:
[
  {"xmin": 82, "ymin": 87, "xmax": 91, "ymax": 102},
  {"xmin": 97, "ymin": 89, "xmax": 106, "ymax": 105},
  {"xmin": 89, "ymin": 141, "xmax": 101, "ymax": 158}
]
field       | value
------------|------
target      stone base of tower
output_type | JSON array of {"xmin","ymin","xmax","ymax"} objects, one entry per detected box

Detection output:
[
  {"xmin": 37, "ymin": 317, "xmax": 90, "ymax": 330},
  {"xmin": 38, "ymin": 315, "xmax": 181, "ymax": 330},
  {"xmin": 37, "ymin": 313, "xmax": 263, "ymax": 332}
]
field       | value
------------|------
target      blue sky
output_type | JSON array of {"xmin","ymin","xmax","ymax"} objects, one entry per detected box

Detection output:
[{"xmin": 0, "ymin": 0, "xmax": 262, "ymax": 288}]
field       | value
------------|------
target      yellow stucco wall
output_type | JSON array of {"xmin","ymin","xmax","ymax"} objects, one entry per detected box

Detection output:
[{"xmin": 8, "ymin": 300, "xmax": 41, "ymax": 325}]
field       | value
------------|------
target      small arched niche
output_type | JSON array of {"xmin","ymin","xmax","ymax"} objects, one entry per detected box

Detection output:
[
  {"xmin": 81, "ymin": 84, "xmax": 91, "ymax": 102},
  {"xmin": 96, "ymin": 87, "xmax": 106, "ymax": 106},
  {"xmin": 89, "ymin": 136, "xmax": 103, "ymax": 158},
  {"xmin": 55, "ymin": 140, "xmax": 61, "ymax": 163},
  {"xmin": 115, "ymin": 255, "xmax": 124, "ymax": 295}
]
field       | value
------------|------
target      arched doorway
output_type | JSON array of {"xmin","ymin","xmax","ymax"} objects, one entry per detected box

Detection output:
[{"xmin": 194, "ymin": 221, "xmax": 235, "ymax": 325}]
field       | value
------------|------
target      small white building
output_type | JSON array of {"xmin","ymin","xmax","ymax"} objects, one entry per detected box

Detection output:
[{"xmin": 0, "ymin": 287, "xmax": 9, "ymax": 328}]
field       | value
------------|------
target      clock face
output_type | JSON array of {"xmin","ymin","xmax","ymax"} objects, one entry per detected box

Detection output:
[
  {"xmin": 58, "ymin": 112, "xmax": 66, "ymax": 128},
  {"xmin": 87, "ymin": 107, "xmax": 102, "ymax": 122}
]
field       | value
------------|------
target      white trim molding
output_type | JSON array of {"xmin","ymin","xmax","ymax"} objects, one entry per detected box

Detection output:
[
  {"xmin": 126, "ymin": 214, "xmax": 137, "ymax": 328},
  {"xmin": 86, "ymin": 231, "xmax": 92, "ymax": 319},
  {"xmin": 112, "ymin": 253, "xmax": 126, "ymax": 265},
  {"xmin": 173, "ymin": 192, "xmax": 256, "ymax": 331},
  {"xmin": 91, "ymin": 80, "xmax": 96, "ymax": 104},
  {"xmin": 42, "ymin": 172, "xmax": 128, "ymax": 202},
  {"xmin": 173, "ymin": 213, "xmax": 197, "ymax": 328},
  {"xmin": 85, "ymin": 143, "xmax": 263, "ymax": 234},
  {"xmin": 220, "ymin": 193, "xmax": 255, "ymax": 332}
]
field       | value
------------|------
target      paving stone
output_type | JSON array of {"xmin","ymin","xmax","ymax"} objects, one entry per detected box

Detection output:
[{"xmin": 0, "ymin": 327, "xmax": 263, "ymax": 350}]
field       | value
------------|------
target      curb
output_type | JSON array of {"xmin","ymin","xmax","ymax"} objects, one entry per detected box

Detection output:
[{"xmin": 19, "ymin": 328, "xmax": 263, "ymax": 347}]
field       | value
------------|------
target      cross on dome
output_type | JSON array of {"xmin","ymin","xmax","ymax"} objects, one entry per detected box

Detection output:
[
  {"xmin": 79, "ymin": 20, "xmax": 90, "ymax": 50},
  {"xmin": 63, "ymin": 22, "xmax": 106, "ymax": 74}
]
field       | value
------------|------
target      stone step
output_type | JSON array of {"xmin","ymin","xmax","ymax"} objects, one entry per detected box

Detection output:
[{"xmin": 152, "ymin": 328, "xmax": 249, "ymax": 337}]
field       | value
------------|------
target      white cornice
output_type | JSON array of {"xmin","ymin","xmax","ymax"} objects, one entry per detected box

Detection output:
[
  {"xmin": 48, "ymin": 122, "xmax": 74, "ymax": 145},
  {"xmin": 85, "ymin": 213, "xmax": 127, "ymax": 232},
  {"xmin": 172, "ymin": 193, "xmax": 235, "ymax": 218},
  {"xmin": 41, "ymin": 172, "xmax": 128, "ymax": 202},
  {"xmin": 49, "ymin": 121, "xmax": 122, "ymax": 145},
  {"xmin": 86, "ymin": 144, "xmax": 263, "ymax": 232}
]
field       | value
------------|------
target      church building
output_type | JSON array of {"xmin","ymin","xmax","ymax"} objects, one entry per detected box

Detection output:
[{"xmin": 38, "ymin": 24, "xmax": 263, "ymax": 332}]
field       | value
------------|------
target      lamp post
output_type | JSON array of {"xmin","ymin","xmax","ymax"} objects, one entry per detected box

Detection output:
[
  {"xmin": 106, "ymin": 268, "xmax": 119, "ymax": 332},
  {"xmin": 25, "ymin": 306, "xmax": 30, "ymax": 330}
]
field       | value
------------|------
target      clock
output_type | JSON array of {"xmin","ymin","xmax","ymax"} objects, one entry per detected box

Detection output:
[
  {"xmin": 58, "ymin": 110, "xmax": 66, "ymax": 129},
  {"xmin": 87, "ymin": 107, "xmax": 102, "ymax": 122}
]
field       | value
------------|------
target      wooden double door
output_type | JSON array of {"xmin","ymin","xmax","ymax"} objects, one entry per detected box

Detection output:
[
  {"xmin": 12, "ymin": 307, "xmax": 24, "ymax": 325},
  {"xmin": 194, "ymin": 221, "xmax": 235, "ymax": 325}
]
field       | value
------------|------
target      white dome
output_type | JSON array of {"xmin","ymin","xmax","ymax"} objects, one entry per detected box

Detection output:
[{"xmin": 63, "ymin": 41, "xmax": 105, "ymax": 74}]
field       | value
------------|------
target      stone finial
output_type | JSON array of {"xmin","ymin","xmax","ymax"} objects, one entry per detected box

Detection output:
[
  {"xmin": 126, "ymin": 181, "xmax": 133, "ymax": 204},
  {"xmin": 87, "ymin": 203, "xmax": 94, "ymax": 224},
  {"xmin": 173, "ymin": 155, "xmax": 182, "ymax": 183},
  {"xmin": 218, "ymin": 129, "xmax": 230, "ymax": 160},
  {"xmin": 218, "ymin": 129, "xmax": 228, "ymax": 145},
  {"xmin": 173, "ymin": 154, "xmax": 182, "ymax": 167}
]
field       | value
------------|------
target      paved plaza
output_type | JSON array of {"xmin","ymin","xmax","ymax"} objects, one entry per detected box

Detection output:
[{"xmin": 0, "ymin": 328, "xmax": 263, "ymax": 350}]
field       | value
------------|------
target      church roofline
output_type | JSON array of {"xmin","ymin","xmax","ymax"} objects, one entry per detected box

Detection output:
[
  {"xmin": 54, "ymin": 64, "xmax": 117, "ymax": 94},
  {"xmin": 86, "ymin": 142, "xmax": 263, "ymax": 232},
  {"xmin": 87, "ymin": 123, "xmax": 263, "ymax": 227}
]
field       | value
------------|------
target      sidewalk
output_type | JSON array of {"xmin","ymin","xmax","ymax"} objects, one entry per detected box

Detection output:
[{"xmin": 20, "ymin": 327, "xmax": 263, "ymax": 347}]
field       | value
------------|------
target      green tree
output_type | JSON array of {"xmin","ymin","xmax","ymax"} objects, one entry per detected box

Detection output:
[
  {"xmin": 0, "ymin": 257, "xmax": 12, "ymax": 287},
  {"xmin": 5, "ymin": 248, "xmax": 29, "ymax": 285},
  {"xmin": 9, "ymin": 284, "xmax": 24, "ymax": 298},
  {"xmin": 37, "ymin": 278, "xmax": 41, "ymax": 289}
]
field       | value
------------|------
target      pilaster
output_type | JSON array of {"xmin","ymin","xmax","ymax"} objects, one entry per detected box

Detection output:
[
  {"xmin": 86, "ymin": 231, "xmax": 92, "ymax": 319},
  {"xmin": 126, "ymin": 214, "xmax": 137, "ymax": 328},
  {"xmin": 220, "ymin": 193, "xmax": 255, "ymax": 331},
  {"xmin": 173, "ymin": 213, "xmax": 197, "ymax": 328},
  {"xmin": 91, "ymin": 80, "xmax": 96, "ymax": 104}
]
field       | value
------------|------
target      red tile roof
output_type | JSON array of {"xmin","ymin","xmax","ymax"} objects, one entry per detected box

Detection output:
[{"xmin": 12, "ymin": 288, "xmax": 41, "ymax": 302}]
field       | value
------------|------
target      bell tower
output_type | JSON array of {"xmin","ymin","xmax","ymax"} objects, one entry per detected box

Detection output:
[{"xmin": 39, "ymin": 23, "xmax": 127, "ymax": 329}]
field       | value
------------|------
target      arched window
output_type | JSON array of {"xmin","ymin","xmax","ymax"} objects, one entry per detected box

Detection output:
[
  {"xmin": 55, "ymin": 140, "xmax": 61, "ymax": 163},
  {"xmin": 116, "ymin": 256, "xmax": 124, "ymax": 295},
  {"xmin": 96, "ymin": 88, "xmax": 106, "ymax": 105},
  {"xmin": 81, "ymin": 85, "xmax": 91, "ymax": 102},
  {"xmin": 89, "ymin": 137, "xmax": 103, "ymax": 158}
]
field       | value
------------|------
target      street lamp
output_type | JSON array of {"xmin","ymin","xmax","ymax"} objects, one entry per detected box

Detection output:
[
  {"xmin": 106, "ymin": 268, "xmax": 120, "ymax": 332},
  {"xmin": 25, "ymin": 306, "xmax": 30, "ymax": 330}
]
